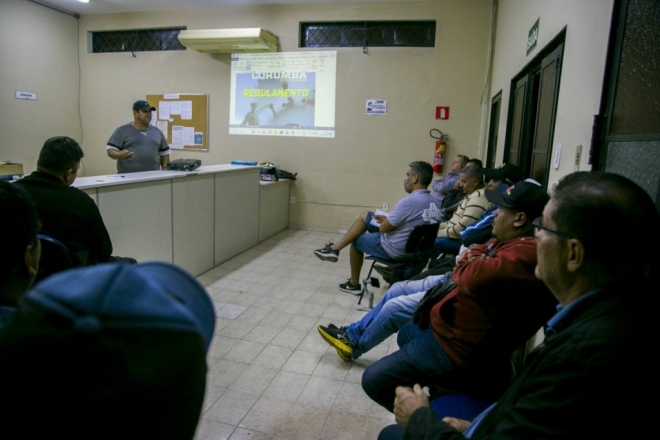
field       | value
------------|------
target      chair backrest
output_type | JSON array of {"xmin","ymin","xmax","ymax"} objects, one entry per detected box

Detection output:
[
  {"xmin": 36, "ymin": 234, "xmax": 74, "ymax": 283},
  {"xmin": 404, "ymin": 222, "xmax": 440, "ymax": 254}
]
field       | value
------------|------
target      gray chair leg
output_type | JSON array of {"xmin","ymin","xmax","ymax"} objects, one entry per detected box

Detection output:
[{"xmin": 357, "ymin": 276, "xmax": 380, "ymax": 311}]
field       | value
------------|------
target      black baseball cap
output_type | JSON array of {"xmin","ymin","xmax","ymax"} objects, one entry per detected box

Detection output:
[
  {"xmin": 485, "ymin": 180, "xmax": 549, "ymax": 220},
  {"xmin": 483, "ymin": 163, "xmax": 525, "ymax": 186},
  {"xmin": 133, "ymin": 100, "xmax": 156, "ymax": 111}
]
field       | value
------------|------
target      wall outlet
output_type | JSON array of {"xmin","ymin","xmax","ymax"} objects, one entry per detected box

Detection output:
[
  {"xmin": 290, "ymin": 196, "xmax": 296, "ymax": 203},
  {"xmin": 553, "ymin": 144, "xmax": 562, "ymax": 170},
  {"xmin": 382, "ymin": 203, "xmax": 389, "ymax": 211}
]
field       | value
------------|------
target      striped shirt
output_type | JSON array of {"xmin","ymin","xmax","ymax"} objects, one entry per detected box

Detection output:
[{"xmin": 437, "ymin": 188, "xmax": 491, "ymax": 239}]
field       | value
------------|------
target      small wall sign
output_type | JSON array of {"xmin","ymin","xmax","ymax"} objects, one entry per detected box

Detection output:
[
  {"xmin": 15, "ymin": 91, "xmax": 37, "ymax": 101},
  {"xmin": 527, "ymin": 18, "xmax": 539, "ymax": 56},
  {"xmin": 435, "ymin": 106, "xmax": 450, "ymax": 120},
  {"xmin": 366, "ymin": 99, "xmax": 387, "ymax": 115}
]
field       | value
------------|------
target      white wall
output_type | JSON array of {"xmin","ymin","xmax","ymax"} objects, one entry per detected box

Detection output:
[
  {"xmin": 489, "ymin": 0, "xmax": 614, "ymax": 187},
  {"xmin": 0, "ymin": 0, "xmax": 495, "ymax": 231},
  {"xmin": 0, "ymin": 0, "xmax": 81, "ymax": 173},
  {"xmin": 5, "ymin": 0, "xmax": 617, "ymax": 231},
  {"xmin": 75, "ymin": 1, "xmax": 492, "ymax": 231}
]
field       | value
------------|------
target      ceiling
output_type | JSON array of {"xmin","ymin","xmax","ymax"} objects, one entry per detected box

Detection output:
[{"xmin": 33, "ymin": 0, "xmax": 417, "ymax": 16}]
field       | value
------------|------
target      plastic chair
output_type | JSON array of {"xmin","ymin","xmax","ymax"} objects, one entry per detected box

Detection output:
[
  {"xmin": 35, "ymin": 234, "xmax": 74, "ymax": 283},
  {"xmin": 358, "ymin": 222, "xmax": 440, "ymax": 309}
]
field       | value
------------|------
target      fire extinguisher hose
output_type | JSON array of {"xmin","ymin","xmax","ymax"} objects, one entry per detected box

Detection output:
[{"xmin": 430, "ymin": 128, "xmax": 448, "ymax": 141}]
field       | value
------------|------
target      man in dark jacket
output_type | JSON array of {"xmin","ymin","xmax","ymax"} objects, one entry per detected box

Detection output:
[
  {"xmin": 0, "ymin": 181, "xmax": 40, "ymax": 328},
  {"xmin": 15, "ymin": 136, "xmax": 133, "ymax": 266},
  {"xmin": 389, "ymin": 171, "xmax": 657, "ymax": 439}
]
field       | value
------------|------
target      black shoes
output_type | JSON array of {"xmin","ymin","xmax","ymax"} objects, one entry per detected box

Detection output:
[
  {"xmin": 314, "ymin": 242, "xmax": 339, "ymax": 262},
  {"xmin": 339, "ymin": 279, "xmax": 361, "ymax": 294},
  {"xmin": 318, "ymin": 324, "xmax": 354, "ymax": 362}
]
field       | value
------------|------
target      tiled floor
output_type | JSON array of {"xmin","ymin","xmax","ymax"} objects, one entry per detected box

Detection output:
[{"xmin": 194, "ymin": 228, "xmax": 397, "ymax": 440}]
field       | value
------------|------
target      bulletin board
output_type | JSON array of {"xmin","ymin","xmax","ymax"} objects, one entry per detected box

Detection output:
[{"xmin": 146, "ymin": 93, "xmax": 208, "ymax": 151}]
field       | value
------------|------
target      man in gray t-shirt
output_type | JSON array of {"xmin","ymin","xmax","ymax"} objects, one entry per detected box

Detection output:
[
  {"xmin": 313, "ymin": 161, "xmax": 438, "ymax": 293},
  {"xmin": 106, "ymin": 100, "xmax": 171, "ymax": 173}
]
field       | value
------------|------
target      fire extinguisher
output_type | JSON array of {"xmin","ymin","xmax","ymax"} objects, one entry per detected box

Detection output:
[{"xmin": 430, "ymin": 129, "xmax": 448, "ymax": 174}]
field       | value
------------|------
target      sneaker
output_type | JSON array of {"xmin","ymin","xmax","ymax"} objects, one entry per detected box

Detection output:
[
  {"xmin": 339, "ymin": 279, "xmax": 362, "ymax": 294},
  {"xmin": 314, "ymin": 243, "xmax": 339, "ymax": 262},
  {"xmin": 318, "ymin": 325, "xmax": 353, "ymax": 361},
  {"xmin": 334, "ymin": 347, "xmax": 352, "ymax": 362}
]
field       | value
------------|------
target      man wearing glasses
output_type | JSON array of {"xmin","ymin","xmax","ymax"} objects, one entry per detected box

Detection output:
[{"xmin": 388, "ymin": 171, "xmax": 656, "ymax": 439}]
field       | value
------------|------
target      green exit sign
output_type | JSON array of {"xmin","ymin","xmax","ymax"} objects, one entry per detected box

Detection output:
[{"xmin": 527, "ymin": 18, "xmax": 539, "ymax": 55}]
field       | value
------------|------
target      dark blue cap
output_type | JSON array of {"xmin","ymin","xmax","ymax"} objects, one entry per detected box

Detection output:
[{"xmin": 26, "ymin": 261, "xmax": 215, "ymax": 351}]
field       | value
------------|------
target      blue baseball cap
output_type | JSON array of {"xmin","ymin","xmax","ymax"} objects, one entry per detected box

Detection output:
[
  {"xmin": 25, "ymin": 261, "xmax": 215, "ymax": 350},
  {"xmin": 0, "ymin": 261, "xmax": 215, "ymax": 438}
]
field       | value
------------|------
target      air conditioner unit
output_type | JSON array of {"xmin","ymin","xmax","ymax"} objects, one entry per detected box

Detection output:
[{"xmin": 177, "ymin": 28, "xmax": 278, "ymax": 53}]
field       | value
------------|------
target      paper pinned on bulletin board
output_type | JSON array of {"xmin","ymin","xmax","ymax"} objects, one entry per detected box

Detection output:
[{"xmin": 147, "ymin": 94, "xmax": 208, "ymax": 151}]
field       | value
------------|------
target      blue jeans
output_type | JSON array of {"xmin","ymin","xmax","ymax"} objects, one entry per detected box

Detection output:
[
  {"xmin": 362, "ymin": 321, "xmax": 458, "ymax": 412},
  {"xmin": 430, "ymin": 237, "xmax": 462, "ymax": 259},
  {"xmin": 345, "ymin": 274, "xmax": 446, "ymax": 359},
  {"xmin": 352, "ymin": 211, "xmax": 392, "ymax": 260}
]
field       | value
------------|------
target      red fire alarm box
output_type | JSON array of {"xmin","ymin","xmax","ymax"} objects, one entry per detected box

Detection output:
[{"xmin": 435, "ymin": 106, "xmax": 450, "ymax": 120}]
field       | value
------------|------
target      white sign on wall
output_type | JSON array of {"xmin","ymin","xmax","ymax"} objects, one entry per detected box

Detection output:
[
  {"xmin": 15, "ymin": 91, "xmax": 37, "ymax": 101},
  {"xmin": 366, "ymin": 99, "xmax": 387, "ymax": 115}
]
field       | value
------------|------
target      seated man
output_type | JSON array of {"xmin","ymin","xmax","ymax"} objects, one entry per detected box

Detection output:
[
  {"xmin": 381, "ymin": 160, "xmax": 487, "ymax": 284},
  {"xmin": 318, "ymin": 181, "xmax": 553, "ymax": 368},
  {"xmin": 380, "ymin": 158, "xmax": 491, "ymax": 284},
  {"xmin": 387, "ymin": 171, "xmax": 657, "ymax": 439},
  {"xmin": 437, "ymin": 159, "xmax": 482, "ymax": 223},
  {"xmin": 431, "ymin": 155, "xmax": 469, "ymax": 204},
  {"xmin": 432, "ymin": 165, "xmax": 490, "ymax": 257},
  {"xmin": 313, "ymin": 161, "xmax": 438, "ymax": 293},
  {"xmin": 412, "ymin": 169, "xmax": 521, "ymax": 280},
  {"xmin": 0, "ymin": 261, "xmax": 216, "ymax": 439},
  {"xmin": 452, "ymin": 163, "xmax": 527, "ymax": 251},
  {"xmin": 15, "ymin": 136, "xmax": 134, "ymax": 267},
  {"xmin": 360, "ymin": 181, "xmax": 558, "ymax": 412},
  {"xmin": 0, "ymin": 181, "xmax": 41, "ymax": 328},
  {"xmin": 465, "ymin": 158, "xmax": 483, "ymax": 169},
  {"xmin": 483, "ymin": 162, "xmax": 524, "ymax": 189}
]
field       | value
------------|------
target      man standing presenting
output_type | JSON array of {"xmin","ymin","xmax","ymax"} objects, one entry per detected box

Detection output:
[
  {"xmin": 106, "ymin": 100, "xmax": 170, "ymax": 173},
  {"xmin": 431, "ymin": 155, "xmax": 469, "ymax": 204},
  {"xmin": 313, "ymin": 161, "xmax": 438, "ymax": 293}
]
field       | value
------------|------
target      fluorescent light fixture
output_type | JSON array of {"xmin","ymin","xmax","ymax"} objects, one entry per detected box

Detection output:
[{"xmin": 78, "ymin": 0, "xmax": 89, "ymax": 3}]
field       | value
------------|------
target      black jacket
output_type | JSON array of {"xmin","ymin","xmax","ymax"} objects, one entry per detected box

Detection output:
[
  {"xmin": 405, "ymin": 280, "xmax": 650, "ymax": 439},
  {"xmin": 15, "ymin": 171, "xmax": 113, "ymax": 266}
]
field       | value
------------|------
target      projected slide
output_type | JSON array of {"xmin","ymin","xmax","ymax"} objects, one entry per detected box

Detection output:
[{"xmin": 229, "ymin": 51, "xmax": 336, "ymax": 138}]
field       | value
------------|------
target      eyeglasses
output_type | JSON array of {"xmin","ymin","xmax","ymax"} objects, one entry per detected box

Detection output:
[{"xmin": 532, "ymin": 217, "xmax": 571, "ymax": 239}]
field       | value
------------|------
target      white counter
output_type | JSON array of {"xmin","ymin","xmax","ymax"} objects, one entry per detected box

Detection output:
[
  {"xmin": 73, "ymin": 164, "xmax": 258, "ymax": 190},
  {"xmin": 73, "ymin": 164, "xmax": 289, "ymax": 276}
]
